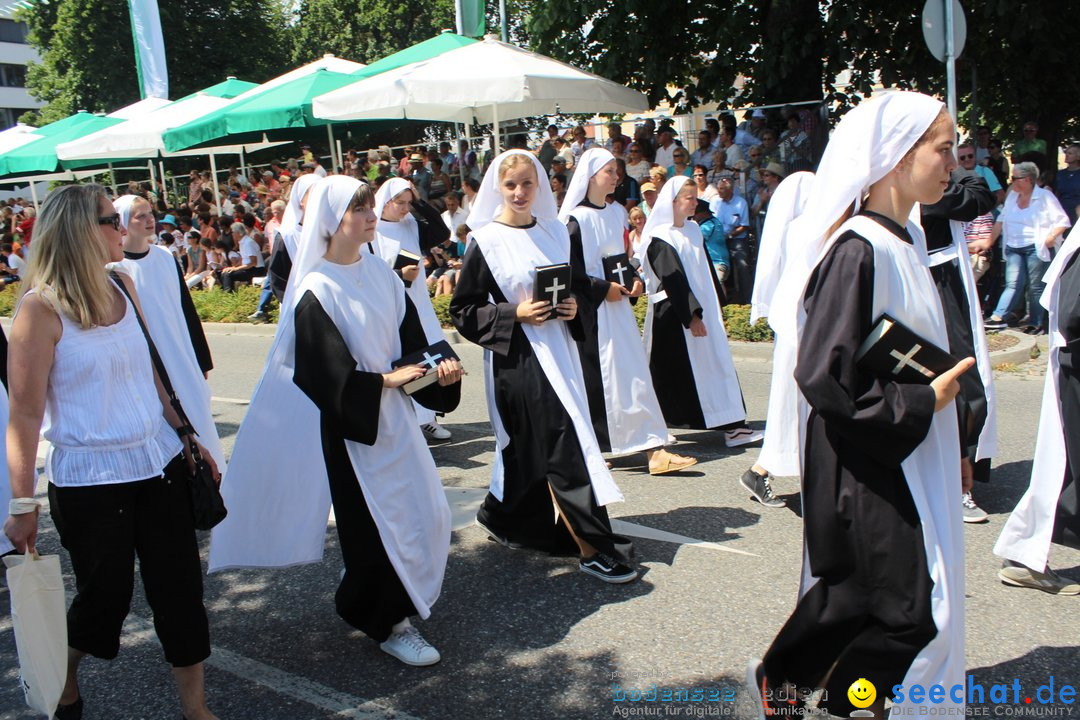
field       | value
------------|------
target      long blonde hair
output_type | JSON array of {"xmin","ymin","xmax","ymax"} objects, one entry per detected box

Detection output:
[{"xmin": 21, "ymin": 184, "xmax": 117, "ymax": 329}]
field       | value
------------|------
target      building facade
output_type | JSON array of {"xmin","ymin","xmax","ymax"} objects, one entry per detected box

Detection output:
[{"xmin": 0, "ymin": 4, "xmax": 41, "ymax": 129}]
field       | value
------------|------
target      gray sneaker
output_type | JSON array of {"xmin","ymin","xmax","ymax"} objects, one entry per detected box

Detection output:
[
  {"xmin": 740, "ymin": 468, "xmax": 785, "ymax": 508},
  {"xmin": 961, "ymin": 492, "xmax": 988, "ymax": 523},
  {"xmin": 999, "ymin": 562, "xmax": 1080, "ymax": 595}
]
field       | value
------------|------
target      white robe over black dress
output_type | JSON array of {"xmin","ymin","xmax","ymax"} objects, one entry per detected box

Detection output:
[
  {"xmin": 920, "ymin": 169, "xmax": 998, "ymax": 483},
  {"xmin": 109, "ymin": 198, "xmax": 222, "ymax": 471},
  {"xmin": 635, "ymin": 176, "xmax": 747, "ymax": 430},
  {"xmin": 761, "ymin": 213, "xmax": 964, "ymax": 717},
  {"xmin": 369, "ymin": 178, "xmax": 451, "ymax": 426},
  {"xmin": 560, "ymin": 148, "xmax": 670, "ymax": 455},
  {"xmin": 450, "ymin": 149, "xmax": 631, "ymax": 562},
  {"xmin": 995, "ymin": 225, "xmax": 1080, "ymax": 569}
]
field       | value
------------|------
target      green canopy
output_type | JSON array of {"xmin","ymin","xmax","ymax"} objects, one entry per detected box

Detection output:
[
  {"xmin": 180, "ymin": 77, "xmax": 258, "ymax": 101},
  {"xmin": 0, "ymin": 112, "xmax": 123, "ymax": 177},
  {"xmin": 163, "ymin": 32, "xmax": 478, "ymax": 153}
]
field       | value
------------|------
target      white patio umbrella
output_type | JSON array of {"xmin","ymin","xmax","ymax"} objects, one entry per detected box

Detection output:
[
  {"xmin": 312, "ymin": 36, "xmax": 648, "ymax": 149},
  {"xmin": 0, "ymin": 124, "xmax": 44, "ymax": 155}
]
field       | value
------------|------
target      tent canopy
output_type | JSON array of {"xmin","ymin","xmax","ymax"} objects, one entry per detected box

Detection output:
[
  {"xmin": 312, "ymin": 36, "xmax": 650, "ymax": 125},
  {"xmin": 160, "ymin": 56, "xmax": 365, "ymax": 153}
]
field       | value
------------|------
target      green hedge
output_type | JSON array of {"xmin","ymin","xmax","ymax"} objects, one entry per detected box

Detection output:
[{"xmin": 0, "ymin": 282, "xmax": 772, "ymax": 342}]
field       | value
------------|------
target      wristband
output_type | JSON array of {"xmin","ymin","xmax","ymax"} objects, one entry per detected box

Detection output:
[
  {"xmin": 175, "ymin": 424, "xmax": 196, "ymax": 439},
  {"xmin": 9, "ymin": 497, "xmax": 40, "ymax": 515}
]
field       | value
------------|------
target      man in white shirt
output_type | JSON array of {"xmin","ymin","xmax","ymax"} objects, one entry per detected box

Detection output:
[
  {"xmin": 220, "ymin": 221, "xmax": 266, "ymax": 292},
  {"xmin": 440, "ymin": 192, "xmax": 468, "ymax": 236},
  {"xmin": 654, "ymin": 127, "xmax": 678, "ymax": 169},
  {"xmin": 1, "ymin": 242, "xmax": 23, "ymax": 283}
]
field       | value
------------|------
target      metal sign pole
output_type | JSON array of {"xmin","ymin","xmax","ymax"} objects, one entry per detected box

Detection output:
[{"xmin": 944, "ymin": 0, "xmax": 957, "ymax": 121}]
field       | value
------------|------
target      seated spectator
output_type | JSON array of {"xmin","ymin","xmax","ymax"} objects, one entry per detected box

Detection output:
[
  {"xmin": 625, "ymin": 143, "xmax": 652, "ymax": 183},
  {"xmin": 627, "ymin": 206, "xmax": 647, "ymax": 253},
  {"xmin": 610, "ymin": 137, "xmax": 627, "ymax": 162},
  {"xmin": 440, "ymin": 191, "xmax": 468, "ymax": 236},
  {"xmin": 603, "ymin": 121, "xmax": 631, "ymax": 153},
  {"xmin": 1012, "ymin": 120, "xmax": 1048, "ymax": 164},
  {"xmin": 220, "ymin": 222, "xmax": 266, "ymax": 292},
  {"xmin": 551, "ymin": 156, "xmax": 572, "ymax": 184},
  {"xmin": 428, "ymin": 157, "xmax": 452, "ymax": 210},
  {"xmin": 205, "ymin": 238, "xmax": 228, "ymax": 290},
  {"xmin": 958, "ymin": 140, "xmax": 1005, "ymax": 205},
  {"xmin": 693, "ymin": 164, "xmax": 719, "ymax": 204},
  {"xmin": 759, "ymin": 129, "xmax": 781, "ymax": 166},
  {"xmin": 707, "ymin": 150, "xmax": 729, "ymax": 186},
  {"xmin": 570, "ymin": 125, "xmax": 595, "ymax": 163},
  {"xmin": 553, "ymin": 135, "xmax": 575, "ymax": 169},
  {"xmin": 462, "ymin": 177, "xmax": 479, "ymax": 213},
  {"xmin": 667, "ymin": 147, "xmax": 693, "ymax": 179},
  {"xmin": 691, "ymin": 130, "xmax": 715, "ymax": 170},
  {"xmin": 612, "ymin": 159, "xmax": 641, "ymax": 209},
  {"xmin": 184, "ymin": 232, "xmax": 208, "ymax": 289},
  {"xmin": 639, "ymin": 181, "xmax": 658, "ymax": 217},
  {"xmin": 537, "ymin": 124, "xmax": 560, "ymax": 173},
  {"xmin": 551, "ymin": 173, "xmax": 568, "ymax": 208},
  {"xmin": 649, "ymin": 165, "xmax": 669, "ymax": 191},
  {"xmin": 0, "ymin": 242, "xmax": 23, "ymax": 284},
  {"xmin": 160, "ymin": 232, "xmax": 181, "ymax": 264},
  {"xmin": 986, "ymin": 138, "xmax": 1010, "ymax": 190},
  {"xmin": 752, "ymin": 162, "xmax": 786, "ymax": 237},
  {"xmin": 718, "ymin": 126, "xmax": 745, "ymax": 168},
  {"xmin": 779, "ymin": 114, "xmax": 811, "ymax": 173}
]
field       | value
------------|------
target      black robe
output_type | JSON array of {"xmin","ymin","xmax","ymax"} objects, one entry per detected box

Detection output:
[
  {"xmin": 1054, "ymin": 250, "xmax": 1080, "ymax": 549},
  {"xmin": 645, "ymin": 239, "xmax": 745, "ymax": 430},
  {"xmin": 449, "ymin": 224, "xmax": 633, "ymax": 563},
  {"xmin": 921, "ymin": 169, "xmax": 995, "ymax": 483},
  {"xmin": 762, "ymin": 217, "xmax": 939, "ymax": 717},
  {"xmin": 267, "ymin": 233, "xmax": 292, "ymax": 302},
  {"xmin": 293, "ymin": 290, "xmax": 459, "ymax": 642}
]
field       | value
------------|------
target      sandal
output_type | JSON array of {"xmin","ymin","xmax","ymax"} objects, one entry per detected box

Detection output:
[{"xmin": 648, "ymin": 451, "xmax": 698, "ymax": 475}]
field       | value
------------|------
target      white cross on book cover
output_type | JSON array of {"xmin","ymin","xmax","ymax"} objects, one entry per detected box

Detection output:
[
  {"xmin": 602, "ymin": 252, "xmax": 635, "ymax": 291},
  {"xmin": 533, "ymin": 263, "xmax": 572, "ymax": 319},
  {"xmin": 855, "ymin": 314, "xmax": 961, "ymax": 385},
  {"xmin": 391, "ymin": 340, "xmax": 461, "ymax": 395}
]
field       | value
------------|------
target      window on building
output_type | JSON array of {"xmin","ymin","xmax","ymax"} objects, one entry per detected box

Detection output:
[
  {"xmin": 0, "ymin": 108, "xmax": 20, "ymax": 131},
  {"xmin": 0, "ymin": 64, "xmax": 26, "ymax": 87},
  {"xmin": 0, "ymin": 19, "xmax": 29, "ymax": 44}
]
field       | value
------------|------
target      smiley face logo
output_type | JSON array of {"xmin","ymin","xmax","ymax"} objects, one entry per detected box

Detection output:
[{"xmin": 848, "ymin": 678, "xmax": 876, "ymax": 709}]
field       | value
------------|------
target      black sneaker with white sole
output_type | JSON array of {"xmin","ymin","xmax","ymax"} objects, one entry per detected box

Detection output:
[
  {"xmin": 740, "ymin": 468, "xmax": 786, "ymax": 508},
  {"xmin": 579, "ymin": 553, "xmax": 638, "ymax": 584}
]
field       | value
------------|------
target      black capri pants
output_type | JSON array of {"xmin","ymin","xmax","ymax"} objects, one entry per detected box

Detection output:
[{"xmin": 47, "ymin": 456, "xmax": 210, "ymax": 667}]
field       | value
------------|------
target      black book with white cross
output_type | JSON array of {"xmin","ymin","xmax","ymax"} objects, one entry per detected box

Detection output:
[
  {"xmin": 533, "ymin": 263, "xmax": 572, "ymax": 320},
  {"xmin": 602, "ymin": 252, "xmax": 636, "ymax": 291},
  {"xmin": 393, "ymin": 249, "xmax": 423, "ymax": 288},
  {"xmin": 855, "ymin": 314, "xmax": 961, "ymax": 385},
  {"xmin": 391, "ymin": 339, "xmax": 461, "ymax": 395}
]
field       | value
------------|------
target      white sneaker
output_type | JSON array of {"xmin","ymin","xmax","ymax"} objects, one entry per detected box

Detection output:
[
  {"xmin": 379, "ymin": 625, "xmax": 441, "ymax": 666},
  {"xmin": 421, "ymin": 421, "xmax": 451, "ymax": 442},
  {"xmin": 725, "ymin": 427, "xmax": 763, "ymax": 448},
  {"xmin": 961, "ymin": 492, "xmax": 988, "ymax": 523}
]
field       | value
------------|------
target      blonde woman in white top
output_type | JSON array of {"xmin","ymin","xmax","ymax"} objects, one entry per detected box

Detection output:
[{"xmin": 2, "ymin": 184, "xmax": 220, "ymax": 720}]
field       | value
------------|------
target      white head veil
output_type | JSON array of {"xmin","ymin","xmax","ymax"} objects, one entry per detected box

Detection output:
[
  {"xmin": 285, "ymin": 174, "xmax": 362, "ymax": 315},
  {"xmin": 466, "ymin": 149, "xmax": 558, "ymax": 232},
  {"xmin": 557, "ymin": 147, "xmax": 616, "ymax": 224},
  {"xmin": 795, "ymin": 91, "xmax": 945, "ymax": 259},
  {"xmin": 112, "ymin": 194, "xmax": 143, "ymax": 231},
  {"xmin": 640, "ymin": 175, "xmax": 693, "ymax": 243},
  {"xmin": 278, "ymin": 173, "xmax": 320, "ymax": 245}
]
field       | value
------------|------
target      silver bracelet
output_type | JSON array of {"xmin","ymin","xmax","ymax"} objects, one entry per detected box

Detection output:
[{"xmin": 9, "ymin": 497, "xmax": 40, "ymax": 515}]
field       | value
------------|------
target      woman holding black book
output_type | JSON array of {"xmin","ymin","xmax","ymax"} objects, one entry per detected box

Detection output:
[
  {"xmin": 559, "ymin": 147, "xmax": 696, "ymax": 475},
  {"xmin": 748, "ymin": 92, "xmax": 974, "ymax": 720},
  {"xmin": 450, "ymin": 149, "xmax": 637, "ymax": 584},
  {"xmin": 370, "ymin": 177, "xmax": 454, "ymax": 442}
]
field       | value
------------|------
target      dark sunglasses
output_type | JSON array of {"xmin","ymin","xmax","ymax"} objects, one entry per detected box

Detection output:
[
  {"xmin": 958, "ymin": 154, "xmax": 974, "ymax": 160},
  {"xmin": 98, "ymin": 213, "xmax": 121, "ymax": 231},
  {"xmin": 1010, "ymin": 175, "xmax": 1029, "ymax": 181}
]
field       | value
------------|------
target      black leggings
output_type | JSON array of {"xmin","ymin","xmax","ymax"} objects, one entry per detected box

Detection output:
[{"xmin": 48, "ymin": 457, "xmax": 210, "ymax": 667}]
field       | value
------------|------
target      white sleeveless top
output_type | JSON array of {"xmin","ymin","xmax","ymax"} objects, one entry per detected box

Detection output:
[{"xmin": 29, "ymin": 283, "xmax": 183, "ymax": 487}]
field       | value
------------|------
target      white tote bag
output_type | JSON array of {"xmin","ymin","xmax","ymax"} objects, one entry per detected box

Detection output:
[{"xmin": 3, "ymin": 551, "xmax": 67, "ymax": 717}]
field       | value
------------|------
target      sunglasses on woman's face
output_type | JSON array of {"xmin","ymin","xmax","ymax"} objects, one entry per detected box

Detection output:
[{"xmin": 98, "ymin": 213, "xmax": 121, "ymax": 231}]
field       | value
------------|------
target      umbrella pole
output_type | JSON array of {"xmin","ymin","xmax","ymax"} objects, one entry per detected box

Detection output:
[
  {"xmin": 158, "ymin": 160, "xmax": 166, "ymax": 204},
  {"xmin": 240, "ymin": 147, "xmax": 247, "ymax": 183},
  {"xmin": 457, "ymin": 123, "xmax": 467, "ymax": 189},
  {"xmin": 29, "ymin": 180, "xmax": 39, "ymax": 213},
  {"xmin": 107, "ymin": 162, "xmax": 118, "ymax": 196},
  {"xmin": 146, "ymin": 160, "xmax": 155, "ymax": 195},
  {"xmin": 327, "ymin": 125, "xmax": 337, "ymax": 173},
  {"xmin": 210, "ymin": 153, "xmax": 221, "ymax": 215},
  {"xmin": 492, "ymin": 104, "xmax": 500, "ymax": 155},
  {"xmin": 336, "ymin": 139, "xmax": 343, "ymax": 175}
]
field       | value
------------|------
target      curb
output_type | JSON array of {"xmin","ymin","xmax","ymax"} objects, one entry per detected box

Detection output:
[{"xmin": 988, "ymin": 329, "xmax": 1042, "ymax": 367}]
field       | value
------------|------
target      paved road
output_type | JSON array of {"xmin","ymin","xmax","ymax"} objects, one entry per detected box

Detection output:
[{"xmin": 2, "ymin": 325, "xmax": 1077, "ymax": 720}]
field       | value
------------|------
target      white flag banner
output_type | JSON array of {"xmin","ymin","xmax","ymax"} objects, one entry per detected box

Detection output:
[{"xmin": 128, "ymin": 0, "xmax": 168, "ymax": 99}]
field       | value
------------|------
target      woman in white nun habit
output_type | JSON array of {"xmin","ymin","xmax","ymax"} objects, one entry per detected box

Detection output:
[
  {"xmin": 748, "ymin": 92, "xmax": 974, "ymax": 720},
  {"xmin": 368, "ymin": 177, "xmax": 454, "ymax": 442},
  {"xmin": 264, "ymin": 172, "xmax": 319, "ymax": 303},
  {"xmin": 110, "ymin": 194, "xmax": 224, "ymax": 471},
  {"xmin": 450, "ymin": 149, "xmax": 637, "ymax": 584},
  {"xmin": 217, "ymin": 176, "xmax": 462, "ymax": 665},
  {"xmin": 994, "ymin": 224, "xmax": 1080, "ymax": 594},
  {"xmin": 744, "ymin": 171, "xmax": 814, "ymax": 507},
  {"xmin": 559, "ymin": 147, "xmax": 695, "ymax": 474},
  {"xmin": 633, "ymin": 176, "xmax": 759, "ymax": 448}
]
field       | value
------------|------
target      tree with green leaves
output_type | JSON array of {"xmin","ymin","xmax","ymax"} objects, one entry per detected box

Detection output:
[
  {"xmin": 528, "ymin": 1, "xmax": 1079, "ymax": 159},
  {"xmin": 19, "ymin": 0, "xmax": 292, "ymax": 125},
  {"xmin": 289, "ymin": 0, "xmax": 455, "ymax": 66}
]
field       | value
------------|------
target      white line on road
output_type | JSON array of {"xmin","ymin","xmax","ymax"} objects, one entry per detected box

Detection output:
[
  {"xmin": 121, "ymin": 613, "xmax": 422, "ymax": 720},
  {"xmin": 211, "ymin": 396, "xmax": 251, "ymax": 405}
]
